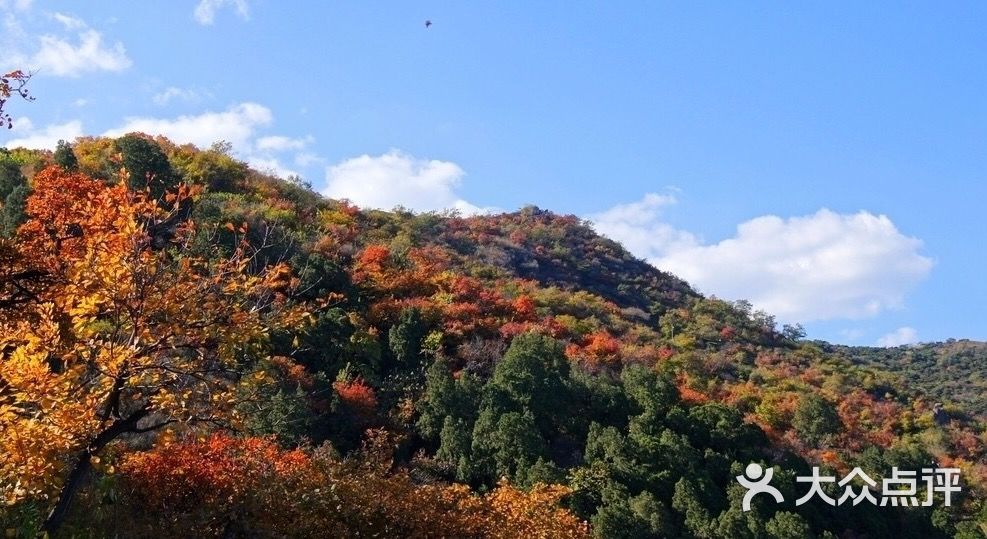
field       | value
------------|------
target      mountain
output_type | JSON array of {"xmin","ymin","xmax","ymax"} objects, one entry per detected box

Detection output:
[
  {"xmin": 1, "ymin": 137, "xmax": 985, "ymax": 538},
  {"xmin": 826, "ymin": 340, "xmax": 987, "ymax": 417}
]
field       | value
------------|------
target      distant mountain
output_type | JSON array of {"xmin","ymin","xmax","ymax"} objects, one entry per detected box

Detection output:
[{"xmin": 825, "ymin": 339, "xmax": 987, "ymax": 417}]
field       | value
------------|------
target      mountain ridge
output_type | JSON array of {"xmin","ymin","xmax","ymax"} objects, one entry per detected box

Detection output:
[{"xmin": 2, "ymin": 136, "xmax": 985, "ymax": 537}]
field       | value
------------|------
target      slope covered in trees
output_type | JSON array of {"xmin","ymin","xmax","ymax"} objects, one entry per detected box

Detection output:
[
  {"xmin": 826, "ymin": 340, "xmax": 987, "ymax": 418},
  {"xmin": 1, "ymin": 136, "xmax": 985, "ymax": 538}
]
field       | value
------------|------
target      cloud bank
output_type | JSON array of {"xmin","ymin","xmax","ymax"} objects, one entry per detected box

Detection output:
[
  {"xmin": 876, "ymin": 327, "xmax": 919, "ymax": 347},
  {"xmin": 3, "ymin": 118, "xmax": 83, "ymax": 149},
  {"xmin": 31, "ymin": 13, "xmax": 131, "ymax": 77},
  {"xmin": 592, "ymin": 194, "xmax": 933, "ymax": 323},
  {"xmin": 103, "ymin": 102, "xmax": 273, "ymax": 150},
  {"xmin": 323, "ymin": 150, "xmax": 494, "ymax": 215}
]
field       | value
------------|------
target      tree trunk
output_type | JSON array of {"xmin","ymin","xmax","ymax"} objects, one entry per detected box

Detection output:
[
  {"xmin": 42, "ymin": 406, "xmax": 150, "ymax": 534},
  {"xmin": 42, "ymin": 451, "xmax": 94, "ymax": 534}
]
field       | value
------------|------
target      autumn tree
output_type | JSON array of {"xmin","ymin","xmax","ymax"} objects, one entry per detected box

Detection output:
[
  {"xmin": 96, "ymin": 433, "xmax": 590, "ymax": 538},
  {"xmin": 0, "ymin": 70, "xmax": 31, "ymax": 129},
  {"xmin": 0, "ymin": 166, "xmax": 299, "ymax": 532},
  {"xmin": 170, "ymin": 141, "xmax": 248, "ymax": 192}
]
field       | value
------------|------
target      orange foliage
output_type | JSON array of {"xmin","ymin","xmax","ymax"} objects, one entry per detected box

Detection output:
[
  {"xmin": 333, "ymin": 378, "xmax": 378, "ymax": 420},
  {"xmin": 657, "ymin": 346, "xmax": 675, "ymax": 361},
  {"xmin": 678, "ymin": 386, "xmax": 709, "ymax": 405},
  {"xmin": 114, "ymin": 434, "xmax": 590, "ymax": 538},
  {"xmin": 835, "ymin": 390, "xmax": 900, "ymax": 451},
  {"xmin": 0, "ymin": 166, "xmax": 298, "ymax": 507},
  {"xmin": 676, "ymin": 374, "xmax": 709, "ymax": 404},
  {"xmin": 565, "ymin": 330, "xmax": 624, "ymax": 368},
  {"xmin": 512, "ymin": 295, "xmax": 536, "ymax": 320},
  {"xmin": 270, "ymin": 356, "xmax": 315, "ymax": 389}
]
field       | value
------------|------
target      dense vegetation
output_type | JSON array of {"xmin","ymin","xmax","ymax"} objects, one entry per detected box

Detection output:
[
  {"xmin": 0, "ymin": 136, "xmax": 985, "ymax": 538},
  {"xmin": 826, "ymin": 340, "xmax": 987, "ymax": 418}
]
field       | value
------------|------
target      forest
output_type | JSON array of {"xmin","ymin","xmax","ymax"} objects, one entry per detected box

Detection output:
[
  {"xmin": 828, "ymin": 340, "xmax": 987, "ymax": 418},
  {"xmin": 0, "ymin": 130, "xmax": 985, "ymax": 538}
]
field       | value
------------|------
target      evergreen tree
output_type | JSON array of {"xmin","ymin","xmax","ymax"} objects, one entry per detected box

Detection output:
[
  {"xmin": 53, "ymin": 140, "xmax": 78, "ymax": 171},
  {"xmin": 0, "ymin": 156, "xmax": 25, "ymax": 201},
  {"xmin": 114, "ymin": 134, "xmax": 177, "ymax": 198},
  {"xmin": 765, "ymin": 511, "xmax": 813, "ymax": 539},
  {"xmin": 418, "ymin": 358, "xmax": 459, "ymax": 441},
  {"xmin": 491, "ymin": 331, "xmax": 573, "ymax": 434},
  {"xmin": 436, "ymin": 416, "xmax": 472, "ymax": 472},
  {"xmin": 0, "ymin": 183, "xmax": 29, "ymax": 237},
  {"xmin": 471, "ymin": 409, "xmax": 547, "ymax": 481},
  {"xmin": 389, "ymin": 307, "xmax": 426, "ymax": 368},
  {"xmin": 793, "ymin": 394, "xmax": 841, "ymax": 446},
  {"xmin": 620, "ymin": 363, "xmax": 678, "ymax": 417}
]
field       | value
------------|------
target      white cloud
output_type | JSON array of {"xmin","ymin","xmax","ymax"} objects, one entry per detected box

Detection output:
[
  {"xmin": 256, "ymin": 135, "xmax": 312, "ymax": 152},
  {"xmin": 876, "ymin": 327, "xmax": 919, "ymax": 347},
  {"xmin": 2, "ymin": 119, "xmax": 83, "ymax": 149},
  {"xmin": 104, "ymin": 102, "xmax": 272, "ymax": 151},
  {"xmin": 102, "ymin": 103, "xmax": 314, "ymax": 181},
  {"xmin": 323, "ymin": 150, "xmax": 495, "ymax": 215},
  {"xmin": 591, "ymin": 194, "xmax": 934, "ymax": 323},
  {"xmin": 152, "ymin": 86, "xmax": 207, "ymax": 105},
  {"xmin": 73, "ymin": 98, "xmax": 88, "ymax": 107},
  {"xmin": 194, "ymin": 0, "xmax": 249, "ymax": 25},
  {"xmin": 1, "ymin": 10, "xmax": 30, "ymax": 70},
  {"xmin": 7, "ymin": 116, "xmax": 33, "ymax": 132},
  {"xmin": 0, "ymin": 0, "xmax": 33, "ymax": 11},
  {"xmin": 1, "ymin": 9, "xmax": 129, "ymax": 77},
  {"xmin": 591, "ymin": 193, "xmax": 700, "ymax": 258},
  {"xmin": 294, "ymin": 152, "xmax": 325, "ymax": 167},
  {"xmin": 247, "ymin": 156, "xmax": 299, "ymax": 180},
  {"xmin": 26, "ymin": 13, "xmax": 130, "ymax": 77},
  {"xmin": 251, "ymin": 135, "xmax": 317, "ymax": 179},
  {"xmin": 52, "ymin": 12, "xmax": 85, "ymax": 30}
]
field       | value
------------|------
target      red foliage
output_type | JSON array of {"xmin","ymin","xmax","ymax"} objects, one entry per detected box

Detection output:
[
  {"xmin": 585, "ymin": 331, "xmax": 621, "ymax": 359},
  {"xmin": 676, "ymin": 374, "xmax": 709, "ymax": 404},
  {"xmin": 269, "ymin": 356, "xmax": 315, "ymax": 389},
  {"xmin": 565, "ymin": 330, "xmax": 622, "ymax": 367},
  {"xmin": 512, "ymin": 295, "xmax": 536, "ymax": 320},
  {"xmin": 121, "ymin": 434, "xmax": 310, "ymax": 513},
  {"xmin": 334, "ymin": 378, "xmax": 378, "ymax": 420},
  {"xmin": 358, "ymin": 244, "xmax": 391, "ymax": 268}
]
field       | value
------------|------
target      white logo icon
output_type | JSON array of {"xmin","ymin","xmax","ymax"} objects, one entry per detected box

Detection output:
[{"xmin": 737, "ymin": 463, "xmax": 784, "ymax": 512}]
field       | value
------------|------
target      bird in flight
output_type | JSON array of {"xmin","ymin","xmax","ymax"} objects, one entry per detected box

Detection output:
[{"xmin": 425, "ymin": 20, "xmax": 432, "ymax": 28}]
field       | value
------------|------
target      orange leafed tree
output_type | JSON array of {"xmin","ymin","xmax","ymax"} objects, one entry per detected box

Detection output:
[
  {"xmin": 112, "ymin": 433, "xmax": 590, "ymax": 538},
  {"xmin": 0, "ymin": 166, "xmax": 299, "ymax": 532}
]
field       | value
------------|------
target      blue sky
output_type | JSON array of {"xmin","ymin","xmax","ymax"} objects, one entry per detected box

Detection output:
[{"xmin": 3, "ymin": 0, "xmax": 985, "ymax": 346}]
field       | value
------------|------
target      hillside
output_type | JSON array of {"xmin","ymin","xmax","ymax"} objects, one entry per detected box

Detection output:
[
  {"xmin": 826, "ymin": 340, "xmax": 987, "ymax": 418},
  {"xmin": 1, "ymin": 137, "xmax": 985, "ymax": 538}
]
